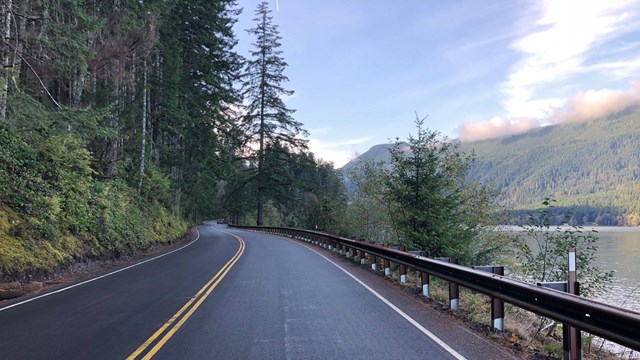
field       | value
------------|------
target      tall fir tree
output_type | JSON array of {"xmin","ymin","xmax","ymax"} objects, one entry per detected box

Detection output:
[
  {"xmin": 241, "ymin": 0, "xmax": 307, "ymax": 225},
  {"xmin": 157, "ymin": 0, "xmax": 244, "ymax": 219},
  {"xmin": 385, "ymin": 114, "xmax": 497, "ymax": 263}
]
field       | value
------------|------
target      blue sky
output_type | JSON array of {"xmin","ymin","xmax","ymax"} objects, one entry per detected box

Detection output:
[{"xmin": 234, "ymin": 0, "xmax": 640, "ymax": 167}]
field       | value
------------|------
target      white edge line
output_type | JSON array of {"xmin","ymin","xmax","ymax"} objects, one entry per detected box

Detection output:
[
  {"xmin": 273, "ymin": 233, "xmax": 467, "ymax": 360},
  {"xmin": 0, "ymin": 227, "xmax": 203, "ymax": 312}
]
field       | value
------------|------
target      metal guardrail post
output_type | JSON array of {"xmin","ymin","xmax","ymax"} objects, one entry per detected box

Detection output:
[
  {"xmin": 568, "ymin": 248, "xmax": 581, "ymax": 360},
  {"xmin": 370, "ymin": 242, "xmax": 378, "ymax": 271},
  {"xmin": 399, "ymin": 246, "xmax": 407, "ymax": 283},
  {"xmin": 449, "ymin": 258, "xmax": 459, "ymax": 311},
  {"xmin": 537, "ymin": 276, "xmax": 581, "ymax": 360},
  {"xmin": 420, "ymin": 251, "xmax": 430, "ymax": 297},
  {"xmin": 421, "ymin": 271, "xmax": 430, "ymax": 297},
  {"xmin": 360, "ymin": 249, "xmax": 366, "ymax": 265},
  {"xmin": 437, "ymin": 257, "xmax": 459, "ymax": 310},
  {"xmin": 473, "ymin": 266, "xmax": 505, "ymax": 331},
  {"xmin": 383, "ymin": 243, "xmax": 391, "ymax": 276}
]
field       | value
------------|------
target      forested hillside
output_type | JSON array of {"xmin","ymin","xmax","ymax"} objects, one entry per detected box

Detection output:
[
  {"xmin": 341, "ymin": 109, "xmax": 640, "ymax": 225},
  {"xmin": 464, "ymin": 108, "xmax": 640, "ymax": 225},
  {"xmin": 0, "ymin": 1, "xmax": 345, "ymax": 280}
]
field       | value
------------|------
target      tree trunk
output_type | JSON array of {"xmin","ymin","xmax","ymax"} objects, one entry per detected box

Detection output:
[
  {"xmin": 257, "ymin": 115, "xmax": 265, "ymax": 225},
  {"xmin": 256, "ymin": 15, "xmax": 267, "ymax": 226},
  {"xmin": 150, "ymin": 50, "xmax": 160, "ymax": 165},
  {"xmin": 0, "ymin": 0, "xmax": 13, "ymax": 119},
  {"xmin": 137, "ymin": 60, "xmax": 148, "ymax": 194},
  {"xmin": 105, "ymin": 84, "xmax": 121, "ymax": 178},
  {"xmin": 256, "ymin": 72, "xmax": 266, "ymax": 225},
  {"xmin": 12, "ymin": 0, "xmax": 27, "ymax": 88},
  {"xmin": 70, "ymin": 69, "xmax": 85, "ymax": 109}
]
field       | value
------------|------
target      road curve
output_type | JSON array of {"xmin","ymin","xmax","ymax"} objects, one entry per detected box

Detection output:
[{"xmin": 0, "ymin": 223, "xmax": 516, "ymax": 359}]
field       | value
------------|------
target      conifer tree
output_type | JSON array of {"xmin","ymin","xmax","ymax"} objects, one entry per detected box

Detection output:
[
  {"xmin": 157, "ymin": 0, "xmax": 243, "ymax": 218},
  {"xmin": 241, "ymin": 1, "xmax": 307, "ymax": 225},
  {"xmin": 386, "ymin": 114, "xmax": 497, "ymax": 263}
]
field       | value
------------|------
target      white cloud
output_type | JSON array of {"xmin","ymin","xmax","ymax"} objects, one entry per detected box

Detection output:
[
  {"xmin": 457, "ymin": 117, "xmax": 541, "ymax": 142},
  {"xmin": 552, "ymin": 81, "xmax": 640, "ymax": 123},
  {"xmin": 457, "ymin": 0, "xmax": 640, "ymax": 142},
  {"xmin": 503, "ymin": 0, "xmax": 640, "ymax": 118},
  {"xmin": 457, "ymin": 82, "xmax": 640, "ymax": 141},
  {"xmin": 308, "ymin": 136, "xmax": 373, "ymax": 167}
]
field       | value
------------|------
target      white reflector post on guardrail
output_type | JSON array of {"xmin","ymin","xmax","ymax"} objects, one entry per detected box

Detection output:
[
  {"xmin": 383, "ymin": 244, "xmax": 391, "ymax": 276},
  {"xmin": 568, "ymin": 248, "xmax": 581, "ymax": 360},
  {"xmin": 420, "ymin": 251, "xmax": 430, "ymax": 297},
  {"xmin": 399, "ymin": 246, "xmax": 407, "ymax": 283}
]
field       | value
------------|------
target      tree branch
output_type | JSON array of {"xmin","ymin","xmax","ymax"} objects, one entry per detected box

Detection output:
[{"xmin": 4, "ymin": 41, "xmax": 63, "ymax": 110}]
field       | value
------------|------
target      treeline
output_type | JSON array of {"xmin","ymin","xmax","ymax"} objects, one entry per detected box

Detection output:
[
  {"xmin": 464, "ymin": 108, "xmax": 640, "ymax": 225},
  {"xmin": 0, "ymin": 1, "xmax": 345, "ymax": 279},
  {"xmin": 507, "ymin": 205, "xmax": 633, "ymax": 227}
]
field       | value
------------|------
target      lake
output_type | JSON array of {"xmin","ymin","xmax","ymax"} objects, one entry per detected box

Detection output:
[
  {"xmin": 504, "ymin": 226, "xmax": 640, "ymax": 310},
  {"xmin": 568, "ymin": 227, "xmax": 640, "ymax": 356},
  {"xmin": 503, "ymin": 226, "xmax": 640, "ymax": 355},
  {"xmin": 589, "ymin": 227, "xmax": 640, "ymax": 312}
]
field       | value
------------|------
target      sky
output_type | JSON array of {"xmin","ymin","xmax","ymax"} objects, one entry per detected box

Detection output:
[{"xmin": 233, "ymin": 0, "xmax": 640, "ymax": 167}]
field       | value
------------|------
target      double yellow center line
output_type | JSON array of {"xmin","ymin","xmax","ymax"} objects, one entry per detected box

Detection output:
[{"xmin": 127, "ymin": 231, "xmax": 246, "ymax": 360}]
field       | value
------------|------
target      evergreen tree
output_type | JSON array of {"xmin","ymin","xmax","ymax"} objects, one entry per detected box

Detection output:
[
  {"xmin": 241, "ymin": 0, "xmax": 307, "ymax": 225},
  {"xmin": 156, "ymin": 0, "xmax": 243, "ymax": 219},
  {"xmin": 386, "ymin": 114, "xmax": 498, "ymax": 263}
]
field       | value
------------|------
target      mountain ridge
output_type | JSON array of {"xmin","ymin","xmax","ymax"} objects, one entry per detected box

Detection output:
[{"xmin": 340, "ymin": 108, "xmax": 640, "ymax": 225}]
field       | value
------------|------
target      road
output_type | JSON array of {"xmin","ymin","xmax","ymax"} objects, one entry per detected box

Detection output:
[{"xmin": 0, "ymin": 223, "xmax": 517, "ymax": 359}]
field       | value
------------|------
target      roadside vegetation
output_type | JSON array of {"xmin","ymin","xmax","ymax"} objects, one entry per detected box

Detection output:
[
  {"xmin": 0, "ymin": 124, "xmax": 187, "ymax": 279},
  {"xmin": 0, "ymin": 1, "xmax": 345, "ymax": 283}
]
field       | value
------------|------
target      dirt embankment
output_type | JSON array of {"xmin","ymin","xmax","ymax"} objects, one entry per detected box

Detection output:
[{"xmin": 0, "ymin": 227, "xmax": 198, "ymax": 303}]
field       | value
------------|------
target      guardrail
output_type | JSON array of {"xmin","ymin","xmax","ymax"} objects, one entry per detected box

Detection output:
[{"xmin": 229, "ymin": 224, "xmax": 640, "ymax": 352}]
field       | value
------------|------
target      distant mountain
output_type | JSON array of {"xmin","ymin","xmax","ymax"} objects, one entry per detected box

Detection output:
[
  {"xmin": 340, "ymin": 108, "xmax": 640, "ymax": 225},
  {"xmin": 340, "ymin": 143, "xmax": 396, "ymax": 173}
]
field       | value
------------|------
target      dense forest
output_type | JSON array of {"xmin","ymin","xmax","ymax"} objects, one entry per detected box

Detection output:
[{"xmin": 0, "ymin": 1, "xmax": 346, "ymax": 279}]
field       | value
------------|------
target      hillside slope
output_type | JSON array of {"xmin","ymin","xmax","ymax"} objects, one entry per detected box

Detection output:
[
  {"xmin": 464, "ymin": 109, "xmax": 640, "ymax": 219},
  {"xmin": 341, "ymin": 109, "xmax": 640, "ymax": 225}
]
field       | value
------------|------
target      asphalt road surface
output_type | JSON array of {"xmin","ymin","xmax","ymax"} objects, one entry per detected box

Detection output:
[{"xmin": 0, "ymin": 223, "xmax": 517, "ymax": 359}]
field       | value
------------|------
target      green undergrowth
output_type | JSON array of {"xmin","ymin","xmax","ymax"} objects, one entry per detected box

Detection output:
[{"xmin": 0, "ymin": 126, "xmax": 187, "ymax": 280}]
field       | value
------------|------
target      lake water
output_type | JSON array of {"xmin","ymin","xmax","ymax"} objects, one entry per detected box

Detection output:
[
  {"xmin": 572, "ymin": 228, "xmax": 640, "ymax": 356},
  {"xmin": 589, "ymin": 227, "xmax": 640, "ymax": 312},
  {"xmin": 505, "ymin": 226, "xmax": 640, "ymax": 311},
  {"xmin": 504, "ymin": 226, "xmax": 640, "ymax": 355}
]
